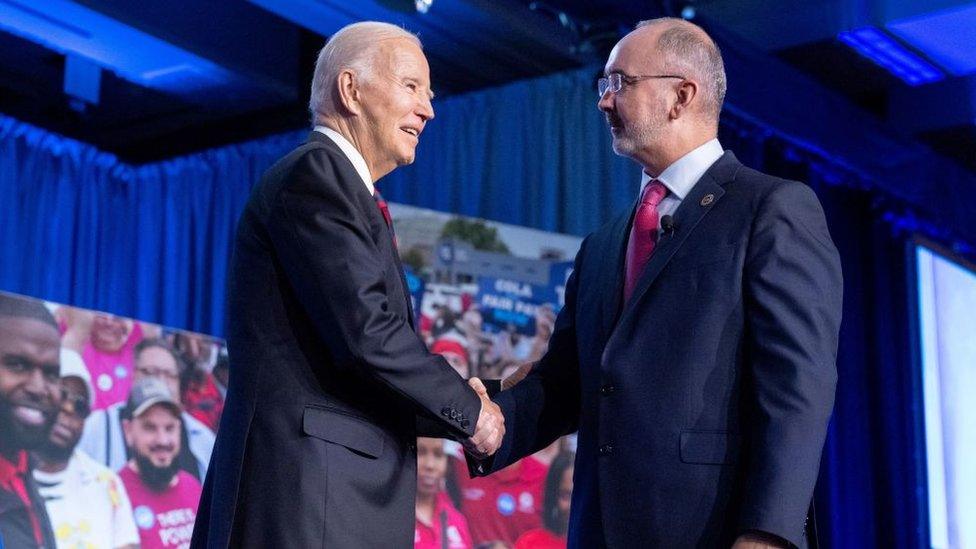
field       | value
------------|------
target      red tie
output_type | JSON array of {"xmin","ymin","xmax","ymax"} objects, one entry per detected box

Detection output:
[
  {"xmin": 623, "ymin": 180, "xmax": 667, "ymax": 302},
  {"xmin": 373, "ymin": 190, "xmax": 397, "ymax": 248}
]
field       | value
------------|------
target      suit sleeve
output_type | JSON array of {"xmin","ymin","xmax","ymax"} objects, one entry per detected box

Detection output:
[
  {"xmin": 265, "ymin": 149, "xmax": 480, "ymax": 439},
  {"xmin": 738, "ymin": 181, "xmax": 842, "ymax": 546},
  {"xmin": 471, "ymin": 237, "xmax": 587, "ymax": 475}
]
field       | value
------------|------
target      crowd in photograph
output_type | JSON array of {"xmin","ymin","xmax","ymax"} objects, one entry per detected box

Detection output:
[{"xmin": 0, "ymin": 289, "xmax": 571, "ymax": 549}]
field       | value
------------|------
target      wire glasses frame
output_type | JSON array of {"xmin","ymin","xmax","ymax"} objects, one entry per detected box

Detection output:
[{"xmin": 598, "ymin": 72, "xmax": 685, "ymax": 97}]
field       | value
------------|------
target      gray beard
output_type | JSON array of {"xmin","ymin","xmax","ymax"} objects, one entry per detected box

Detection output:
[{"xmin": 612, "ymin": 120, "xmax": 663, "ymax": 159}]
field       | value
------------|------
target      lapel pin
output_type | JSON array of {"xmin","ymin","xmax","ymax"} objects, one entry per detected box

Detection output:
[{"xmin": 700, "ymin": 194, "xmax": 714, "ymax": 207}]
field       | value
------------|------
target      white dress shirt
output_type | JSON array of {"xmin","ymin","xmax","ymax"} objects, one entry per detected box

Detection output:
[
  {"xmin": 314, "ymin": 125, "xmax": 375, "ymax": 195},
  {"xmin": 638, "ymin": 138, "xmax": 725, "ymax": 229}
]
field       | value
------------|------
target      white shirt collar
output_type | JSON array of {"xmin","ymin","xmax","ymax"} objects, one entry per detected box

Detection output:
[
  {"xmin": 314, "ymin": 125, "xmax": 375, "ymax": 195},
  {"xmin": 640, "ymin": 138, "xmax": 724, "ymax": 200}
]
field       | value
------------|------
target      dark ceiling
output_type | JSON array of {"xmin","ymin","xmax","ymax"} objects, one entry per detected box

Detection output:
[{"xmin": 1, "ymin": 0, "xmax": 974, "ymax": 170}]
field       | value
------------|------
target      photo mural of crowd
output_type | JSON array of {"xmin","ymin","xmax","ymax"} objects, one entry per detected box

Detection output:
[
  {"xmin": 0, "ymin": 291, "xmax": 223, "ymax": 549},
  {"xmin": 0, "ymin": 208, "xmax": 581, "ymax": 549}
]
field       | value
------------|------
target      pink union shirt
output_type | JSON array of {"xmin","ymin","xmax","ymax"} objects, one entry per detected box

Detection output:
[
  {"xmin": 118, "ymin": 466, "xmax": 202, "ymax": 549},
  {"xmin": 83, "ymin": 323, "xmax": 144, "ymax": 410}
]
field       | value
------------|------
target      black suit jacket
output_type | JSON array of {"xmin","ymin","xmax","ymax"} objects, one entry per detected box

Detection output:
[
  {"xmin": 191, "ymin": 132, "xmax": 481, "ymax": 548},
  {"xmin": 481, "ymin": 151, "xmax": 842, "ymax": 548}
]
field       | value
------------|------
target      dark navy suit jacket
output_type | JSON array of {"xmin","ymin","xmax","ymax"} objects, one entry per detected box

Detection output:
[
  {"xmin": 191, "ymin": 132, "xmax": 481, "ymax": 548},
  {"xmin": 481, "ymin": 151, "xmax": 842, "ymax": 548}
]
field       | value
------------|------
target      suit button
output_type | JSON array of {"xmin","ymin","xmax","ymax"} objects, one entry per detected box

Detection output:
[
  {"xmin": 599, "ymin": 444, "xmax": 614, "ymax": 455},
  {"xmin": 600, "ymin": 384, "xmax": 615, "ymax": 395},
  {"xmin": 461, "ymin": 419, "xmax": 470, "ymax": 429}
]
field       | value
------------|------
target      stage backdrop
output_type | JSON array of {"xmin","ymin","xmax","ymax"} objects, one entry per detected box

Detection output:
[
  {"xmin": 0, "ymin": 201, "xmax": 582, "ymax": 549},
  {"xmin": 914, "ymin": 243, "xmax": 976, "ymax": 549}
]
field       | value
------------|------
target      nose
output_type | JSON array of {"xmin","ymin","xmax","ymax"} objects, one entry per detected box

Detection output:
[
  {"xmin": 597, "ymin": 89, "xmax": 614, "ymax": 112},
  {"xmin": 418, "ymin": 95, "xmax": 434, "ymax": 122},
  {"xmin": 23, "ymin": 368, "xmax": 50, "ymax": 402}
]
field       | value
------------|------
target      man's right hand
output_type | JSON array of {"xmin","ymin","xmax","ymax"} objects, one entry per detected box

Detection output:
[{"xmin": 462, "ymin": 377, "xmax": 504, "ymax": 458}]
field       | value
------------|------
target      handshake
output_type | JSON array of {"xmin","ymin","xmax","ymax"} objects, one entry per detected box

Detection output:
[
  {"xmin": 461, "ymin": 363, "xmax": 533, "ymax": 458},
  {"xmin": 462, "ymin": 377, "xmax": 504, "ymax": 458}
]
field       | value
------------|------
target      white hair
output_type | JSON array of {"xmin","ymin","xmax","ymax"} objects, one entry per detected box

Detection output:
[
  {"xmin": 636, "ymin": 18, "xmax": 726, "ymax": 121},
  {"xmin": 308, "ymin": 21, "xmax": 422, "ymax": 125}
]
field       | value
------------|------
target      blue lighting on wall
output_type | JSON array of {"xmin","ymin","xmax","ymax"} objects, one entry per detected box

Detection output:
[
  {"xmin": 246, "ymin": 0, "xmax": 430, "ymax": 37},
  {"xmin": 888, "ymin": 3, "xmax": 976, "ymax": 77},
  {"xmin": 0, "ymin": 0, "xmax": 236, "ymax": 98},
  {"xmin": 838, "ymin": 27, "xmax": 944, "ymax": 86}
]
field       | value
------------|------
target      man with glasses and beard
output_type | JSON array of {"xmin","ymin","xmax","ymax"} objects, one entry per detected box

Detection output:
[
  {"xmin": 118, "ymin": 377, "xmax": 202, "ymax": 549},
  {"xmin": 0, "ymin": 293, "xmax": 59, "ymax": 548},
  {"xmin": 33, "ymin": 348, "xmax": 139, "ymax": 549},
  {"xmin": 470, "ymin": 17, "xmax": 841, "ymax": 548}
]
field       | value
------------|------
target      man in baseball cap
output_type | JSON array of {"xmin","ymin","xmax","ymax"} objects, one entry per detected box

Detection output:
[{"xmin": 118, "ymin": 378, "xmax": 202, "ymax": 549}]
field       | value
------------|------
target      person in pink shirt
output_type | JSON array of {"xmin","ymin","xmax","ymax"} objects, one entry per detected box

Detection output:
[
  {"xmin": 117, "ymin": 377, "xmax": 202, "ymax": 549},
  {"xmin": 56, "ymin": 307, "xmax": 164, "ymax": 412},
  {"xmin": 415, "ymin": 437, "xmax": 473, "ymax": 549},
  {"xmin": 81, "ymin": 314, "xmax": 144, "ymax": 410}
]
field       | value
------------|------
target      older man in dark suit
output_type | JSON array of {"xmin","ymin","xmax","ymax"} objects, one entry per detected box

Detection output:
[
  {"xmin": 191, "ymin": 21, "xmax": 503, "ymax": 549},
  {"xmin": 471, "ymin": 17, "xmax": 842, "ymax": 549}
]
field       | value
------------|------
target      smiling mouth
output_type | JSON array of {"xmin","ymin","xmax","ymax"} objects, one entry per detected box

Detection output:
[
  {"xmin": 13, "ymin": 405, "xmax": 48, "ymax": 427},
  {"xmin": 401, "ymin": 127, "xmax": 420, "ymax": 137},
  {"xmin": 50, "ymin": 423, "xmax": 74, "ymax": 441}
]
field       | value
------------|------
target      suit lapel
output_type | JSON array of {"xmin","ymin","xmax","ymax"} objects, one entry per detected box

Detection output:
[
  {"xmin": 613, "ymin": 151, "xmax": 740, "ymax": 330},
  {"xmin": 309, "ymin": 132, "xmax": 416, "ymax": 331},
  {"xmin": 600, "ymin": 209, "xmax": 635, "ymax": 340}
]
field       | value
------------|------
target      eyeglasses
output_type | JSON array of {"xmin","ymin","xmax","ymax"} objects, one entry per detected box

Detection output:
[
  {"xmin": 136, "ymin": 366, "xmax": 179, "ymax": 381},
  {"xmin": 597, "ymin": 72, "xmax": 685, "ymax": 97},
  {"xmin": 60, "ymin": 389, "xmax": 91, "ymax": 418}
]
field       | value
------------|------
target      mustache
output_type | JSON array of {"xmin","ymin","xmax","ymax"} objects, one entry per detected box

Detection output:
[
  {"xmin": 148, "ymin": 444, "xmax": 176, "ymax": 453},
  {"xmin": 605, "ymin": 113, "xmax": 623, "ymax": 127}
]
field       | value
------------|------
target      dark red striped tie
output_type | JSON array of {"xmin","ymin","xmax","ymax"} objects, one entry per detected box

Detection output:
[{"xmin": 374, "ymin": 191, "xmax": 397, "ymax": 248}]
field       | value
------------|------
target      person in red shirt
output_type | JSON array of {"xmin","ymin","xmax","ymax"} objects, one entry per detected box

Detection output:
[
  {"xmin": 172, "ymin": 332, "xmax": 224, "ymax": 432},
  {"xmin": 514, "ymin": 452, "xmax": 574, "ymax": 549},
  {"xmin": 452, "ymin": 450, "xmax": 548, "ymax": 546},
  {"xmin": 117, "ymin": 377, "xmax": 202, "ymax": 549},
  {"xmin": 415, "ymin": 437, "xmax": 473, "ymax": 549},
  {"xmin": 0, "ymin": 294, "xmax": 60, "ymax": 548}
]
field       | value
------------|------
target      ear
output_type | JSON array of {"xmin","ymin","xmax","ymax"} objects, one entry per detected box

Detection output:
[
  {"xmin": 335, "ymin": 69, "xmax": 363, "ymax": 116},
  {"xmin": 670, "ymin": 79, "xmax": 699, "ymax": 120}
]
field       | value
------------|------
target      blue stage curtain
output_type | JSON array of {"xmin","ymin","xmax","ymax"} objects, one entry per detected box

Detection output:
[
  {"xmin": 748, "ymin": 144, "xmax": 927, "ymax": 548},
  {"xmin": 0, "ymin": 115, "xmax": 301, "ymax": 335},
  {"xmin": 0, "ymin": 62, "xmax": 956, "ymax": 548}
]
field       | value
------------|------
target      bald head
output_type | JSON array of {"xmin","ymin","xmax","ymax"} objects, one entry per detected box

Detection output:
[
  {"xmin": 308, "ymin": 21, "xmax": 423, "ymax": 124},
  {"xmin": 633, "ymin": 18, "xmax": 726, "ymax": 123}
]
